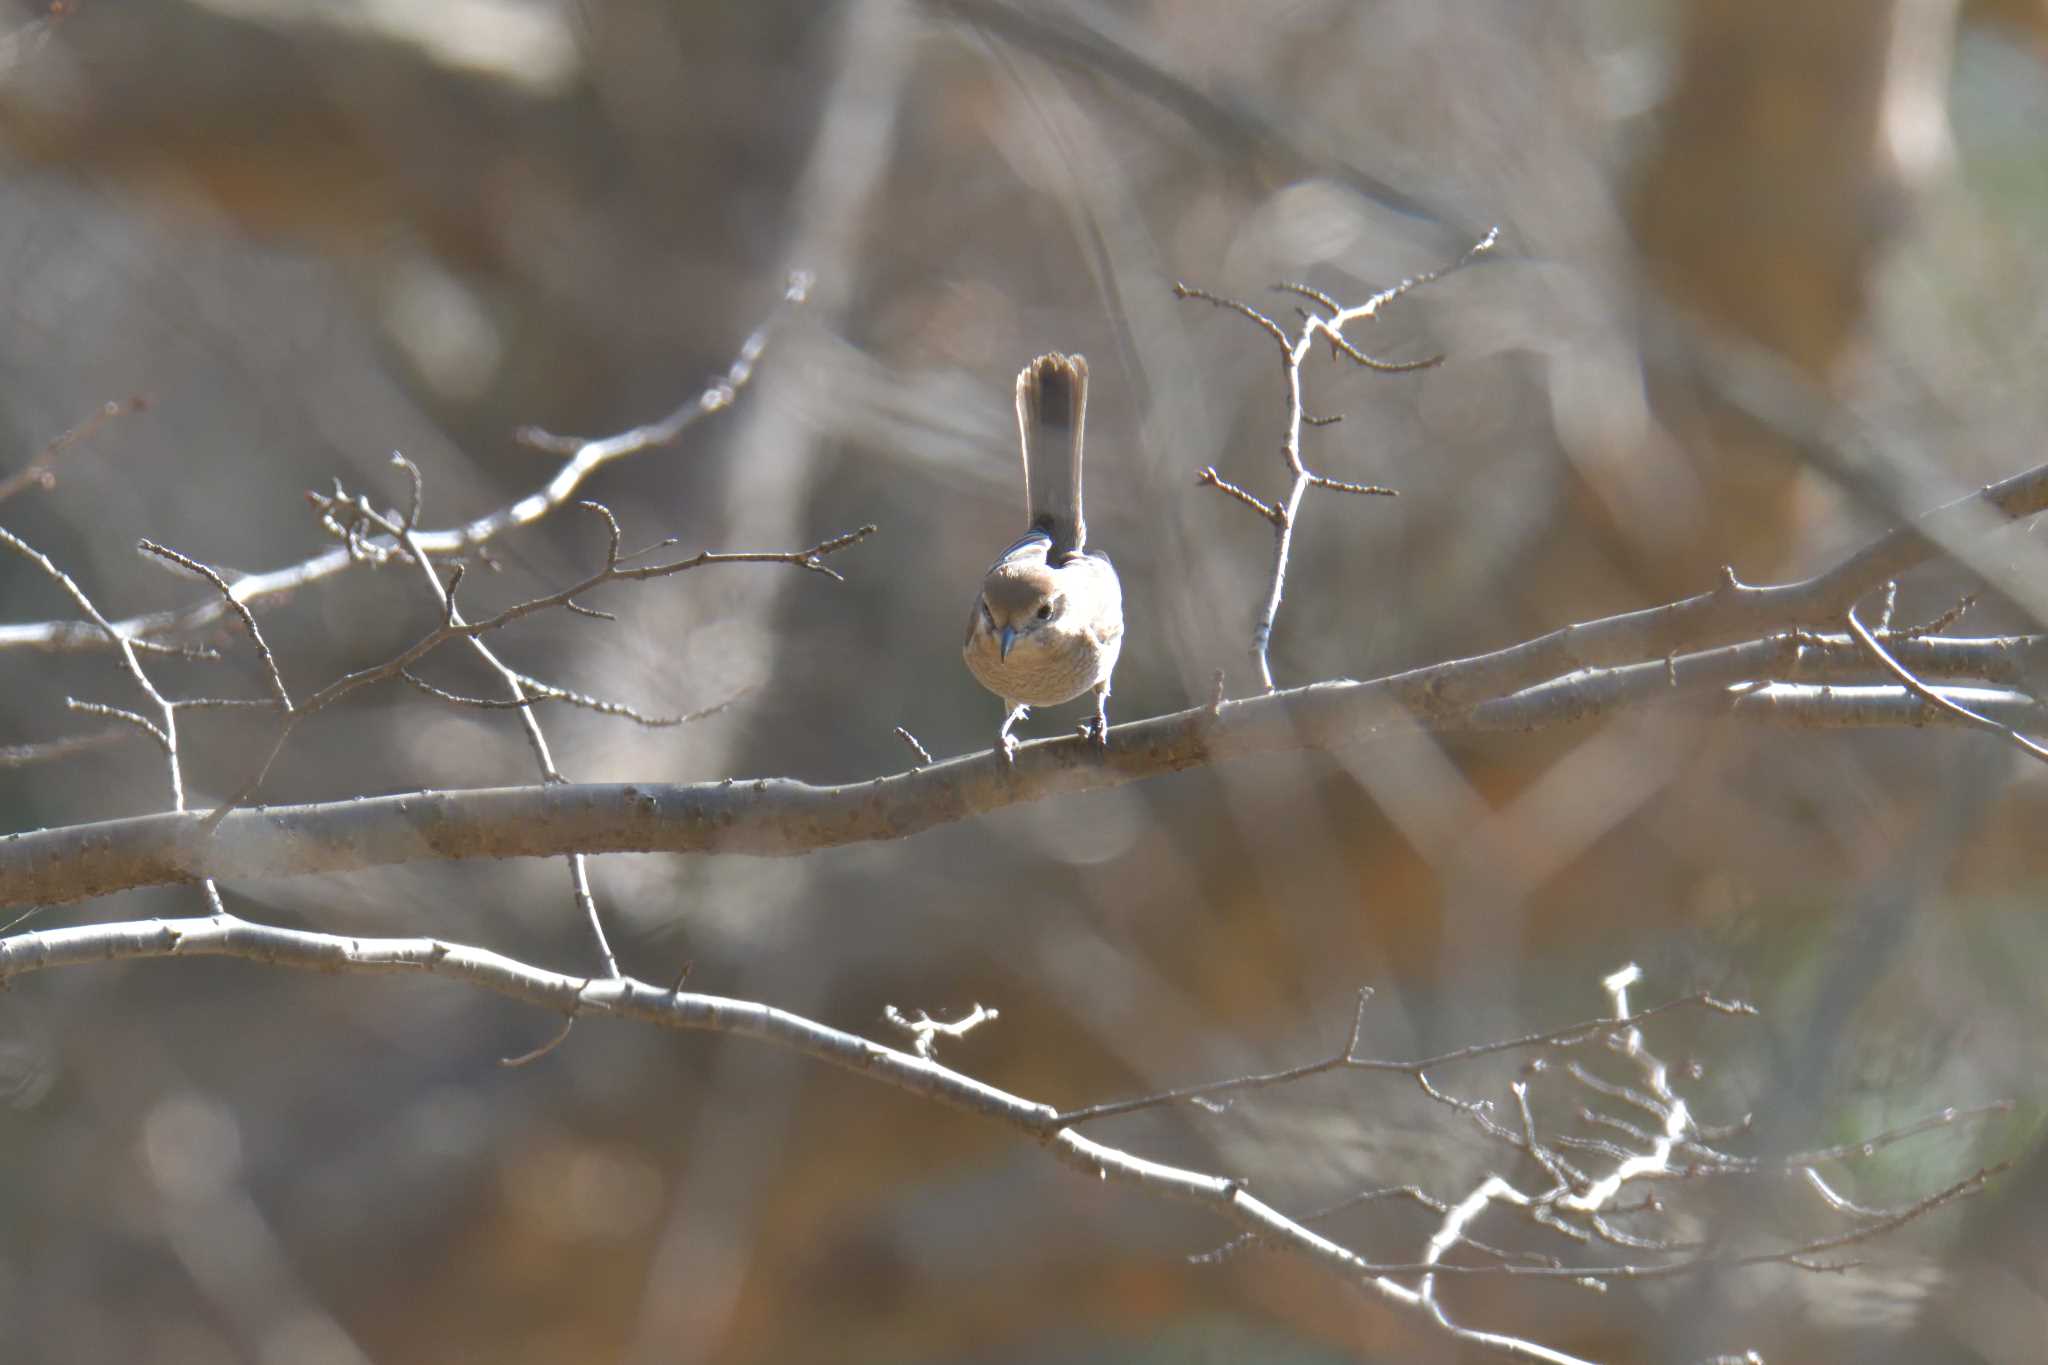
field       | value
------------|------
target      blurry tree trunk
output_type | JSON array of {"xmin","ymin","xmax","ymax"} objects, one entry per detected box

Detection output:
[
  {"xmin": 1632, "ymin": 10, "xmax": 2048, "ymax": 1359},
  {"xmin": 1625, "ymin": 0, "xmax": 1959, "ymax": 592}
]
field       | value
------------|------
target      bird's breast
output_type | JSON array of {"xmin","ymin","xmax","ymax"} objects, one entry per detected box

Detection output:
[{"xmin": 963, "ymin": 620, "xmax": 1111, "ymax": 706}]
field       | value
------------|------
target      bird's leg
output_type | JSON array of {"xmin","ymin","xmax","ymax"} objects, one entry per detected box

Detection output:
[
  {"xmin": 1079, "ymin": 683, "xmax": 1110, "ymax": 745},
  {"xmin": 997, "ymin": 702, "xmax": 1030, "ymax": 763}
]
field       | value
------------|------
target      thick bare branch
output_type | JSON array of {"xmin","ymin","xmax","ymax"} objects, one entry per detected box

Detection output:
[
  {"xmin": 9, "ymin": 450, "xmax": 2048, "ymax": 908},
  {"xmin": 0, "ymin": 662, "xmax": 2016, "ymax": 911},
  {"xmin": 1413, "ymin": 458, "xmax": 2048, "ymax": 712}
]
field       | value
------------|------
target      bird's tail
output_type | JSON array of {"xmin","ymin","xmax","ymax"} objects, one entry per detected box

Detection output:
[{"xmin": 1016, "ymin": 352, "xmax": 1089, "ymax": 555}]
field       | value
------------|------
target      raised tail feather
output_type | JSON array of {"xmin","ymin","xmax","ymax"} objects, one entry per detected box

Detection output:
[{"xmin": 1016, "ymin": 352, "xmax": 1089, "ymax": 555}]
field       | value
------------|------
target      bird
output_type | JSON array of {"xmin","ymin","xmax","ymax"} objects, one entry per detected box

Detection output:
[{"xmin": 963, "ymin": 352, "xmax": 1124, "ymax": 762}]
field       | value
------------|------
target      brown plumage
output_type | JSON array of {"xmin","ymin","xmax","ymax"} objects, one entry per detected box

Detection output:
[{"xmin": 963, "ymin": 353, "xmax": 1124, "ymax": 760}]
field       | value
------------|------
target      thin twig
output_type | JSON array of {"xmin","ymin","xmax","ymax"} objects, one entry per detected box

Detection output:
[
  {"xmin": 399, "ymin": 669, "xmax": 745, "ymax": 728},
  {"xmin": 1054, "ymin": 990, "xmax": 1750, "ymax": 1126},
  {"xmin": 0, "ymin": 524, "xmax": 225, "ymax": 915},
  {"xmin": 883, "ymin": 1002, "xmax": 1000, "ymax": 1060},
  {"xmin": 391, "ymin": 480, "xmax": 619, "ymax": 981},
  {"xmin": 0, "ymin": 397, "xmax": 147, "ymax": 505},
  {"xmin": 893, "ymin": 726, "xmax": 934, "ymax": 767},
  {"xmin": 0, "ymin": 727, "xmax": 136, "ymax": 768},
  {"xmin": 499, "ymin": 1014, "xmax": 576, "ymax": 1068},
  {"xmin": 207, "ymin": 489, "xmax": 874, "ymax": 817},
  {"xmin": 1307, "ymin": 474, "xmax": 1398, "ymax": 497},
  {"xmin": 136, "ymin": 539, "xmax": 292, "ymax": 710},
  {"xmin": 1196, "ymin": 466, "xmax": 1281, "ymax": 524}
]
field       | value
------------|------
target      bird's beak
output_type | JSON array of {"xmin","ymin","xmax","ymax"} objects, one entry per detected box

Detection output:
[{"xmin": 999, "ymin": 625, "xmax": 1017, "ymax": 659}]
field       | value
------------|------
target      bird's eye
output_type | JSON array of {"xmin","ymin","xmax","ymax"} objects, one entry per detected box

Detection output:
[{"xmin": 1036, "ymin": 602, "xmax": 1053, "ymax": 620}]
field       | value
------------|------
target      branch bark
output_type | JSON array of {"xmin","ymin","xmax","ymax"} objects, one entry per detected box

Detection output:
[{"xmin": 8, "ymin": 458, "xmax": 2047, "ymax": 909}]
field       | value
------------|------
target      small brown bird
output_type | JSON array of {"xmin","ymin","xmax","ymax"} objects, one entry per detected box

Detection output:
[{"xmin": 963, "ymin": 353, "xmax": 1124, "ymax": 761}]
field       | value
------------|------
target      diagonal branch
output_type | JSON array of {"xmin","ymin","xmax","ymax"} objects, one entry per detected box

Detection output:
[
  {"xmin": 0, "ymin": 276, "xmax": 813, "ymax": 657},
  {"xmin": 1845, "ymin": 603, "xmax": 2048, "ymax": 764},
  {"xmin": 0, "ymin": 914, "xmax": 1601, "ymax": 1365},
  {"xmin": 0, "ymin": 397, "xmax": 148, "ymax": 505}
]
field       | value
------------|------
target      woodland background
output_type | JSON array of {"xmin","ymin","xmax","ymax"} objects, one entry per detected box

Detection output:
[{"xmin": 2, "ymin": 1, "xmax": 2048, "ymax": 1361}]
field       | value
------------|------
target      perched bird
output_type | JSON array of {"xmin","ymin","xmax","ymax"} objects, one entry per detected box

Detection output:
[{"xmin": 963, "ymin": 353, "xmax": 1124, "ymax": 761}]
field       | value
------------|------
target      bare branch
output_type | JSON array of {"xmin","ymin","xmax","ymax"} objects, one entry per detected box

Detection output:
[
  {"xmin": 64, "ymin": 699, "xmax": 167, "ymax": 752},
  {"xmin": 1728, "ymin": 682, "xmax": 2045, "ymax": 730},
  {"xmin": 206, "ymin": 491, "xmax": 874, "ymax": 815},
  {"xmin": 391, "ymin": 510, "xmax": 620, "ymax": 979},
  {"xmin": 0, "ymin": 900, "xmax": 1993, "ymax": 1362},
  {"xmin": 0, "ymin": 523, "xmax": 226, "ymax": 917},
  {"xmin": 1321, "ymin": 328, "xmax": 1444, "ymax": 374},
  {"xmin": 0, "ymin": 280, "xmax": 811, "ymax": 656},
  {"xmin": 1777, "ymin": 1102, "xmax": 2013, "ymax": 1168},
  {"xmin": 136, "ymin": 539, "xmax": 292, "ymax": 710},
  {"xmin": 0, "ymin": 527, "xmax": 187, "ymax": 805},
  {"xmin": 399, "ymin": 669, "xmax": 742, "ymax": 728},
  {"xmin": 0, "ymin": 916, "xmax": 1638, "ymax": 1365},
  {"xmin": 0, "ymin": 649, "xmax": 2029, "ymax": 911},
  {"xmin": 1195, "ymin": 465, "xmax": 1281, "ymax": 523},
  {"xmin": 893, "ymin": 726, "xmax": 934, "ymax": 767},
  {"xmin": 1412, "ymin": 458, "xmax": 2048, "ymax": 712},
  {"xmin": 1172, "ymin": 282, "xmax": 1290, "ymax": 352},
  {"xmin": 1845, "ymin": 604, "xmax": 2048, "ymax": 763},
  {"xmin": 1179, "ymin": 240, "xmax": 1485, "ymax": 690},
  {"xmin": 0, "ymin": 397, "xmax": 147, "ymax": 505},
  {"xmin": 0, "ymin": 728, "xmax": 136, "ymax": 768},
  {"xmin": 1893, "ymin": 592, "xmax": 1977, "ymax": 639},
  {"xmin": 0, "ymin": 642, "xmax": 2034, "ymax": 912},
  {"xmin": 517, "ymin": 271, "xmax": 811, "ymax": 457},
  {"xmin": 883, "ymin": 1002, "xmax": 1000, "ymax": 1060},
  {"xmin": 499, "ymin": 1014, "xmax": 576, "ymax": 1068},
  {"xmin": 1056, "ymin": 991, "xmax": 1749, "ymax": 1126},
  {"xmin": 1306, "ymin": 473, "xmax": 1398, "ymax": 497},
  {"xmin": 10, "ymin": 455, "xmax": 2048, "ymax": 906}
]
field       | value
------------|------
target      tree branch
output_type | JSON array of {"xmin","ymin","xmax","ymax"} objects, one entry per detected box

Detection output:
[
  {"xmin": 0, "ymin": 668, "xmax": 2031, "ymax": 910},
  {"xmin": 1178, "ymin": 237, "xmax": 1492, "ymax": 692},
  {"xmin": 0, "ymin": 913, "xmax": 1601, "ymax": 1364},
  {"xmin": 8, "ymin": 455, "xmax": 2047, "ymax": 908},
  {"xmin": 0, "ymin": 275, "xmax": 811, "ymax": 656}
]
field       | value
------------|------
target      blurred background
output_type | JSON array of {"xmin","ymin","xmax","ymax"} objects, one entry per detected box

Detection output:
[{"xmin": 2, "ymin": 1, "xmax": 2047, "ymax": 1361}]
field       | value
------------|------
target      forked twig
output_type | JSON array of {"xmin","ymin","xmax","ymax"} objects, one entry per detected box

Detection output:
[{"xmin": 1179, "ymin": 228, "xmax": 1497, "ymax": 690}]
